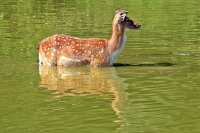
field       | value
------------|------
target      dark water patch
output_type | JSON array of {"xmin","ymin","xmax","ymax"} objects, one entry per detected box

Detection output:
[{"xmin": 113, "ymin": 62, "xmax": 175, "ymax": 67}]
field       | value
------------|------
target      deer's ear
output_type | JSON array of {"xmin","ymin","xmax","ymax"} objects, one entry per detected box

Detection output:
[
  {"xmin": 115, "ymin": 9, "xmax": 128, "ymax": 14},
  {"xmin": 115, "ymin": 9, "xmax": 121, "ymax": 14}
]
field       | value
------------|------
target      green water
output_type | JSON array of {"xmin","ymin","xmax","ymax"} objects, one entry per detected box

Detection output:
[{"xmin": 1, "ymin": 0, "xmax": 200, "ymax": 133}]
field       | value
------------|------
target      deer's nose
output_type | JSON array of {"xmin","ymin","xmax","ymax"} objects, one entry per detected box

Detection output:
[
  {"xmin": 137, "ymin": 24, "xmax": 141, "ymax": 28},
  {"xmin": 135, "ymin": 23, "xmax": 141, "ymax": 28}
]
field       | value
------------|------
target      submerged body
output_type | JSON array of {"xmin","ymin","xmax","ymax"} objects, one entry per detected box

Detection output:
[
  {"xmin": 39, "ymin": 35, "xmax": 112, "ymax": 66},
  {"xmin": 38, "ymin": 9, "xmax": 140, "ymax": 67}
]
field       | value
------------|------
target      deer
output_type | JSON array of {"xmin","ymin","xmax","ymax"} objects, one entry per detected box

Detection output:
[{"xmin": 38, "ymin": 9, "xmax": 141, "ymax": 67}]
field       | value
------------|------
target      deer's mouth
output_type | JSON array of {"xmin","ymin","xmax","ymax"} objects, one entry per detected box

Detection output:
[{"xmin": 124, "ymin": 16, "xmax": 141, "ymax": 29}]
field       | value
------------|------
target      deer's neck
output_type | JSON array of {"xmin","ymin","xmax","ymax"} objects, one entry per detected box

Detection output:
[{"xmin": 108, "ymin": 23, "xmax": 126, "ymax": 55}]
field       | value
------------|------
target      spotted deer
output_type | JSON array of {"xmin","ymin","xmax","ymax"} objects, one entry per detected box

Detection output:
[{"xmin": 38, "ymin": 9, "xmax": 141, "ymax": 67}]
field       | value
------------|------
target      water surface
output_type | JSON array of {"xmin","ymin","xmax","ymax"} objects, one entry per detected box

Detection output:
[{"xmin": 1, "ymin": 0, "xmax": 200, "ymax": 133}]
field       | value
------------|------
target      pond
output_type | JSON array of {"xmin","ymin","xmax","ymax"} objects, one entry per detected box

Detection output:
[{"xmin": 0, "ymin": 0, "xmax": 200, "ymax": 133}]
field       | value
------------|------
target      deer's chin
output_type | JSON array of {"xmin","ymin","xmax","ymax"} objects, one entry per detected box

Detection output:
[
  {"xmin": 132, "ymin": 24, "xmax": 141, "ymax": 29},
  {"xmin": 127, "ymin": 23, "xmax": 141, "ymax": 30},
  {"xmin": 125, "ymin": 19, "xmax": 141, "ymax": 30}
]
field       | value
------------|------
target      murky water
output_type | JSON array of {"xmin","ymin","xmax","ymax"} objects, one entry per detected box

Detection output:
[{"xmin": 1, "ymin": 0, "xmax": 200, "ymax": 133}]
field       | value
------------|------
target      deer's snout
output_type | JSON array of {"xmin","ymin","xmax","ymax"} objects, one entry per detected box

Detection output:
[{"xmin": 134, "ymin": 22, "xmax": 141, "ymax": 29}]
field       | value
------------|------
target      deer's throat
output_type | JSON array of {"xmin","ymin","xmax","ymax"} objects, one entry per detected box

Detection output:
[
  {"xmin": 107, "ymin": 24, "xmax": 127, "ymax": 64},
  {"xmin": 108, "ymin": 24, "xmax": 126, "ymax": 54}
]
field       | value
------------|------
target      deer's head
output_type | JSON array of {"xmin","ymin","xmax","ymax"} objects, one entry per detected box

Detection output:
[{"xmin": 113, "ymin": 9, "xmax": 141, "ymax": 30}]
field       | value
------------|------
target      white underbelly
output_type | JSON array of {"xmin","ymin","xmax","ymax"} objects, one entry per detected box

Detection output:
[{"xmin": 58, "ymin": 56, "xmax": 82, "ymax": 66}]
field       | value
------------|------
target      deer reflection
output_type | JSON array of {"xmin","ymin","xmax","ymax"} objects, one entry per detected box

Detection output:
[{"xmin": 39, "ymin": 65, "xmax": 126, "ymax": 119}]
